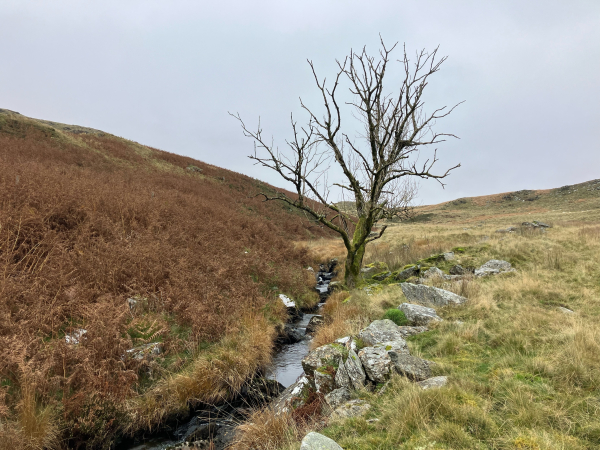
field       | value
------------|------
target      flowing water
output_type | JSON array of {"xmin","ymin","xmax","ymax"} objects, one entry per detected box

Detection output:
[{"xmin": 266, "ymin": 313, "xmax": 317, "ymax": 387}]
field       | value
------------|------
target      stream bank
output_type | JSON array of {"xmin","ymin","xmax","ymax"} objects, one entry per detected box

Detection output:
[{"xmin": 117, "ymin": 260, "xmax": 338, "ymax": 450}]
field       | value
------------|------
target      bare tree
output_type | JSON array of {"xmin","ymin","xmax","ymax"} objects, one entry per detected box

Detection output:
[{"xmin": 231, "ymin": 39, "xmax": 461, "ymax": 288}]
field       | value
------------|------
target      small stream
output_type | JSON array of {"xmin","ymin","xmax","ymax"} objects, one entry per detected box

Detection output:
[
  {"xmin": 118, "ymin": 261, "xmax": 337, "ymax": 450},
  {"xmin": 267, "ymin": 313, "xmax": 317, "ymax": 387}
]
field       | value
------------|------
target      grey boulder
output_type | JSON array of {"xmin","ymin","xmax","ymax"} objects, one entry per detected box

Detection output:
[
  {"xmin": 358, "ymin": 319, "xmax": 409, "ymax": 346},
  {"xmin": 344, "ymin": 348, "xmax": 366, "ymax": 389},
  {"xmin": 396, "ymin": 326, "xmax": 429, "ymax": 337},
  {"xmin": 324, "ymin": 387, "xmax": 352, "ymax": 410},
  {"xmin": 305, "ymin": 315, "xmax": 324, "ymax": 334},
  {"xmin": 395, "ymin": 265, "xmax": 420, "ymax": 281},
  {"xmin": 302, "ymin": 344, "xmax": 344, "ymax": 376},
  {"xmin": 358, "ymin": 340, "xmax": 408, "ymax": 383},
  {"xmin": 417, "ymin": 376, "xmax": 448, "ymax": 390},
  {"xmin": 421, "ymin": 267, "xmax": 445, "ymax": 279},
  {"xmin": 474, "ymin": 259, "xmax": 515, "ymax": 277},
  {"xmin": 389, "ymin": 353, "xmax": 432, "ymax": 381},
  {"xmin": 401, "ymin": 283, "xmax": 467, "ymax": 307},
  {"xmin": 300, "ymin": 432, "xmax": 343, "ymax": 450},
  {"xmin": 399, "ymin": 303, "xmax": 442, "ymax": 326},
  {"xmin": 331, "ymin": 399, "xmax": 371, "ymax": 420}
]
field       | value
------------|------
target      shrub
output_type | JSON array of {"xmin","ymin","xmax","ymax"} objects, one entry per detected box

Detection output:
[{"xmin": 383, "ymin": 309, "xmax": 408, "ymax": 326}]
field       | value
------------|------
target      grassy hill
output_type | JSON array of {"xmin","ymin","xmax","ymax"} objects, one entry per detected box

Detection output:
[
  {"xmin": 0, "ymin": 109, "xmax": 331, "ymax": 448},
  {"xmin": 242, "ymin": 179, "xmax": 600, "ymax": 449}
]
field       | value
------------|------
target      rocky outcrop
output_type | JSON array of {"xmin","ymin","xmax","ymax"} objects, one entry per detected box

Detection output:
[
  {"xmin": 449, "ymin": 264, "xmax": 473, "ymax": 275},
  {"xmin": 401, "ymin": 283, "xmax": 467, "ymax": 307},
  {"xmin": 271, "ymin": 375, "xmax": 311, "ymax": 413},
  {"xmin": 399, "ymin": 303, "xmax": 442, "ymax": 326},
  {"xmin": 421, "ymin": 267, "xmax": 445, "ymax": 279},
  {"xmin": 300, "ymin": 432, "xmax": 343, "ymax": 450}
]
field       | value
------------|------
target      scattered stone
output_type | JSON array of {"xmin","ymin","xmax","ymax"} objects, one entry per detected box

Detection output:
[
  {"xmin": 344, "ymin": 348, "xmax": 366, "ymax": 389},
  {"xmin": 401, "ymin": 283, "xmax": 467, "ymax": 307},
  {"xmin": 534, "ymin": 221, "xmax": 552, "ymax": 228},
  {"xmin": 65, "ymin": 328, "xmax": 87, "ymax": 345},
  {"xmin": 302, "ymin": 344, "xmax": 344, "ymax": 376},
  {"xmin": 395, "ymin": 265, "xmax": 420, "ymax": 281},
  {"xmin": 300, "ymin": 432, "xmax": 343, "ymax": 450},
  {"xmin": 126, "ymin": 342, "xmax": 161, "ymax": 360},
  {"xmin": 305, "ymin": 315, "xmax": 324, "ymax": 334},
  {"xmin": 324, "ymin": 387, "xmax": 352, "ymax": 410},
  {"xmin": 421, "ymin": 267, "xmax": 445, "ymax": 279},
  {"xmin": 389, "ymin": 353, "xmax": 432, "ymax": 381},
  {"xmin": 279, "ymin": 294, "xmax": 295, "ymax": 307},
  {"xmin": 417, "ymin": 376, "xmax": 448, "ymax": 390},
  {"xmin": 126, "ymin": 298, "xmax": 137, "ymax": 310},
  {"xmin": 358, "ymin": 319, "xmax": 409, "ymax": 346},
  {"xmin": 399, "ymin": 303, "xmax": 442, "ymax": 326},
  {"xmin": 443, "ymin": 252, "xmax": 455, "ymax": 261},
  {"xmin": 307, "ymin": 266, "xmax": 315, "ymax": 273},
  {"xmin": 331, "ymin": 399, "xmax": 371, "ymax": 420},
  {"xmin": 558, "ymin": 306, "xmax": 574, "ymax": 314},
  {"xmin": 474, "ymin": 259, "xmax": 515, "ymax": 277},
  {"xmin": 367, "ymin": 418, "xmax": 380, "ymax": 423},
  {"xmin": 360, "ymin": 266, "xmax": 379, "ymax": 277}
]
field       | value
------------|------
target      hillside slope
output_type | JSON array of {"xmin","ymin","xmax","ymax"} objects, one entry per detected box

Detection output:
[{"xmin": 0, "ymin": 109, "xmax": 329, "ymax": 447}]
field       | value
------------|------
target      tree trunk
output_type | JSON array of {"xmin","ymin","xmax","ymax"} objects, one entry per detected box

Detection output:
[{"xmin": 343, "ymin": 217, "xmax": 370, "ymax": 288}]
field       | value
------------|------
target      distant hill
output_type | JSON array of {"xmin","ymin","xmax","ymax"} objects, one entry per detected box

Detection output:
[
  {"xmin": 0, "ymin": 109, "xmax": 330, "ymax": 445},
  {"xmin": 404, "ymin": 179, "xmax": 600, "ymax": 224}
]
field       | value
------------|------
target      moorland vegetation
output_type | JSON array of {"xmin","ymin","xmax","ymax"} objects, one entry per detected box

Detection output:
[{"xmin": 0, "ymin": 109, "xmax": 331, "ymax": 449}]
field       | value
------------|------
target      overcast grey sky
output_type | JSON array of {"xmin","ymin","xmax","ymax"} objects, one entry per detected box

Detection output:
[{"xmin": 2, "ymin": 0, "xmax": 599, "ymax": 204}]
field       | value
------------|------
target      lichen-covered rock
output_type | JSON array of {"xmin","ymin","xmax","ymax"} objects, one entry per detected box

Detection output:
[
  {"xmin": 344, "ymin": 348, "xmax": 366, "ymax": 389},
  {"xmin": 372, "ymin": 271, "xmax": 392, "ymax": 281},
  {"xmin": 443, "ymin": 252, "xmax": 455, "ymax": 261},
  {"xmin": 324, "ymin": 387, "xmax": 352, "ymax": 410},
  {"xmin": 314, "ymin": 369, "xmax": 335, "ymax": 394},
  {"xmin": 422, "ymin": 267, "xmax": 445, "ymax": 279},
  {"xmin": 335, "ymin": 336, "xmax": 357, "ymax": 352},
  {"xmin": 126, "ymin": 342, "xmax": 161, "ymax": 360},
  {"xmin": 300, "ymin": 432, "xmax": 343, "ymax": 450},
  {"xmin": 417, "ymin": 376, "xmax": 448, "ymax": 390},
  {"xmin": 358, "ymin": 346, "xmax": 391, "ymax": 383},
  {"xmin": 397, "ymin": 326, "xmax": 429, "ymax": 337},
  {"xmin": 358, "ymin": 319, "xmax": 408, "ymax": 346},
  {"xmin": 401, "ymin": 283, "xmax": 467, "ymax": 307},
  {"xmin": 389, "ymin": 353, "xmax": 432, "ymax": 381},
  {"xmin": 331, "ymin": 399, "xmax": 371, "ymax": 420},
  {"xmin": 271, "ymin": 375, "xmax": 311, "ymax": 413},
  {"xmin": 395, "ymin": 265, "xmax": 420, "ymax": 281},
  {"xmin": 474, "ymin": 259, "xmax": 515, "ymax": 277},
  {"xmin": 334, "ymin": 357, "xmax": 351, "ymax": 389},
  {"xmin": 302, "ymin": 344, "xmax": 345, "ymax": 376},
  {"xmin": 358, "ymin": 339, "xmax": 409, "ymax": 383},
  {"xmin": 399, "ymin": 303, "xmax": 442, "ymax": 326}
]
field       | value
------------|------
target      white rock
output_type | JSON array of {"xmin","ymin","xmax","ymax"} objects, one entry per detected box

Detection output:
[
  {"xmin": 300, "ymin": 432, "xmax": 343, "ymax": 450},
  {"xmin": 417, "ymin": 376, "xmax": 448, "ymax": 390},
  {"xmin": 358, "ymin": 319, "xmax": 408, "ymax": 346},
  {"xmin": 474, "ymin": 259, "xmax": 515, "ymax": 277},
  {"xmin": 279, "ymin": 294, "xmax": 296, "ymax": 308},
  {"xmin": 65, "ymin": 329, "xmax": 87, "ymax": 345},
  {"xmin": 558, "ymin": 307, "xmax": 574, "ymax": 314}
]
